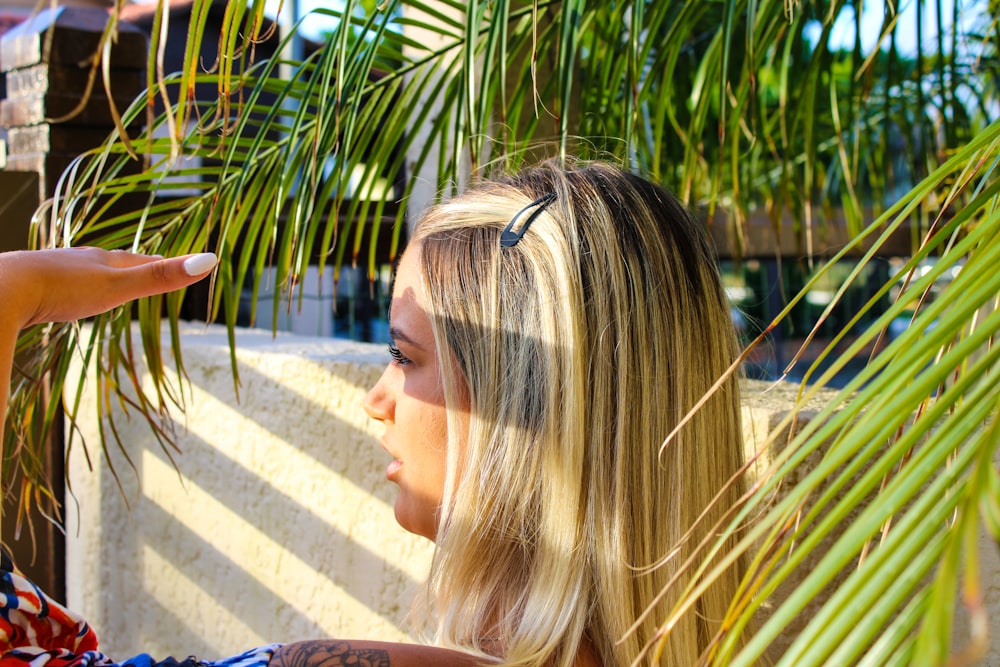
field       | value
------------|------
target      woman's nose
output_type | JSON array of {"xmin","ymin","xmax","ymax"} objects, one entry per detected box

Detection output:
[{"xmin": 363, "ymin": 367, "xmax": 393, "ymax": 422}]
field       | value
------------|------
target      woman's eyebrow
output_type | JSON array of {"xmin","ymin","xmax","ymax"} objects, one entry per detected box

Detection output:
[{"xmin": 389, "ymin": 325, "xmax": 424, "ymax": 350}]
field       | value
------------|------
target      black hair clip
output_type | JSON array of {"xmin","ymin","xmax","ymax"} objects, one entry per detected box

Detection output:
[{"xmin": 499, "ymin": 192, "xmax": 558, "ymax": 248}]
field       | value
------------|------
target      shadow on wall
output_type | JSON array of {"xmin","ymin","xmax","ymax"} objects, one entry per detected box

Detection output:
[{"xmin": 65, "ymin": 325, "xmax": 433, "ymax": 660}]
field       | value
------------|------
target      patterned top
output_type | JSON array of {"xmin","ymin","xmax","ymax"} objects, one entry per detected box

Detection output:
[{"xmin": 0, "ymin": 551, "xmax": 279, "ymax": 667}]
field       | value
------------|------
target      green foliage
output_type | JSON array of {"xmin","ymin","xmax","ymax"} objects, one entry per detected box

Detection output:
[{"xmin": 5, "ymin": 0, "xmax": 998, "ymax": 663}]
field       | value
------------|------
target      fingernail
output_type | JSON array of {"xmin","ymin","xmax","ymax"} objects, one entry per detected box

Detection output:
[{"xmin": 183, "ymin": 253, "xmax": 218, "ymax": 276}]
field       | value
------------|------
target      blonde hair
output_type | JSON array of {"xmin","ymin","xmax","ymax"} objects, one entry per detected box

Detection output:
[{"xmin": 411, "ymin": 161, "xmax": 745, "ymax": 666}]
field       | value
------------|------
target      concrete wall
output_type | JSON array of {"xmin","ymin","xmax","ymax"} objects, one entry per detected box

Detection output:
[
  {"xmin": 64, "ymin": 325, "xmax": 434, "ymax": 660},
  {"xmin": 64, "ymin": 324, "xmax": 999, "ymax": 663}
]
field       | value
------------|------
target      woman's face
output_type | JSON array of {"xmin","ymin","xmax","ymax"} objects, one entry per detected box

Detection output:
[{"xmin": 363, "ymin": 247, "xmax": 465, "ymax": 541}]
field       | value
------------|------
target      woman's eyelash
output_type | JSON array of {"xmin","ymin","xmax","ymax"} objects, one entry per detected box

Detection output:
[{"xmin": 387, "ymin": 343, "xmax": 410, "ymax": 365}]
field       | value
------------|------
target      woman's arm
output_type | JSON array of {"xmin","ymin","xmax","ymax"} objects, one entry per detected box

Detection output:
[
  {"xmin": 0, "ymin": 247, "xmax": 217, "ymax": 437},
  {"xmin": 271, "ymin": 640, "xmax": 493, "ymax": 667}
]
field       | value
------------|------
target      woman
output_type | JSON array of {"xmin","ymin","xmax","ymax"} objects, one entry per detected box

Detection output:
[
  {"xmin": 276, "ymin": 161, "xmax": 747, "ymax": 666},
  {"xmin": 1, "ymin": 162, "xmax": 746, "ymax": 666}
]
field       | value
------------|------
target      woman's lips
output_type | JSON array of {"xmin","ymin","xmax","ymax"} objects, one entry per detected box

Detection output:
[{"xmin": 386, "ymin": 458, "xmax": 403, "ymax": 479}]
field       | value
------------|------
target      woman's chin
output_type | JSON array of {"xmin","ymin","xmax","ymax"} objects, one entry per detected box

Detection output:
[{"xmin": 393, "ymin": 498, "xmax": 438, "ymax": 542}]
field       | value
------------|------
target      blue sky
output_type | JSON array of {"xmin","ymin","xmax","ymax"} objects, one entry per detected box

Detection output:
[
  {"xmin": 131, "ymin": 0, "xmax": 982, "ymax": 56},
  {"xmin": 270, "ymin": 0, "xmax": 975, "ymax": 55},
  {"xmin": 264, "ymin": 0, "xmax": 346, "ymax": 42},
  {"xmin": 808, "ymin": 0, "xmax": 983, "ymax": 56}
]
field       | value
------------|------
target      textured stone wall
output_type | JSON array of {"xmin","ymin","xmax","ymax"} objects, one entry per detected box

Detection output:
[
  {"xmin": 0, "ymin": 6, "xmax": 145, "ymax": 200},
  {"xmin": 64, "ymin": 324, "xmax": 999, "ymax": 663}
]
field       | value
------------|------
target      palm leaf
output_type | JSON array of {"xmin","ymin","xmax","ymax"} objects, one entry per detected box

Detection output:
[
  {"xmin": 683, "ymin": 122, "xmax": 1000, "ymax": 664},
  {"xmin": 4, "ymin": 0, "xmax": 997, "ymax": 663}
]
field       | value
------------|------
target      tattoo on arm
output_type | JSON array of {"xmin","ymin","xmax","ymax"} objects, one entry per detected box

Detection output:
[{"xmin": 271, "ymin": 641, "xmax": 391, "ymax": 667}]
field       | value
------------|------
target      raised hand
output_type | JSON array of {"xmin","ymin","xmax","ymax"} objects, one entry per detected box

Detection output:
[{"xmin": 0, "ymin": 247, "xmax": 217, "ymax": 330}]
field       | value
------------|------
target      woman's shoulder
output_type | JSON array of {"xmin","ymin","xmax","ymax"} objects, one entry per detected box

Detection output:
[
  {"xmin": 271, "ymin": 639, "xmax": 605, "ymax": 667},
  {"xmin": 271, "ymin": 640, "xmax": 496, "ymax": 667}
]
